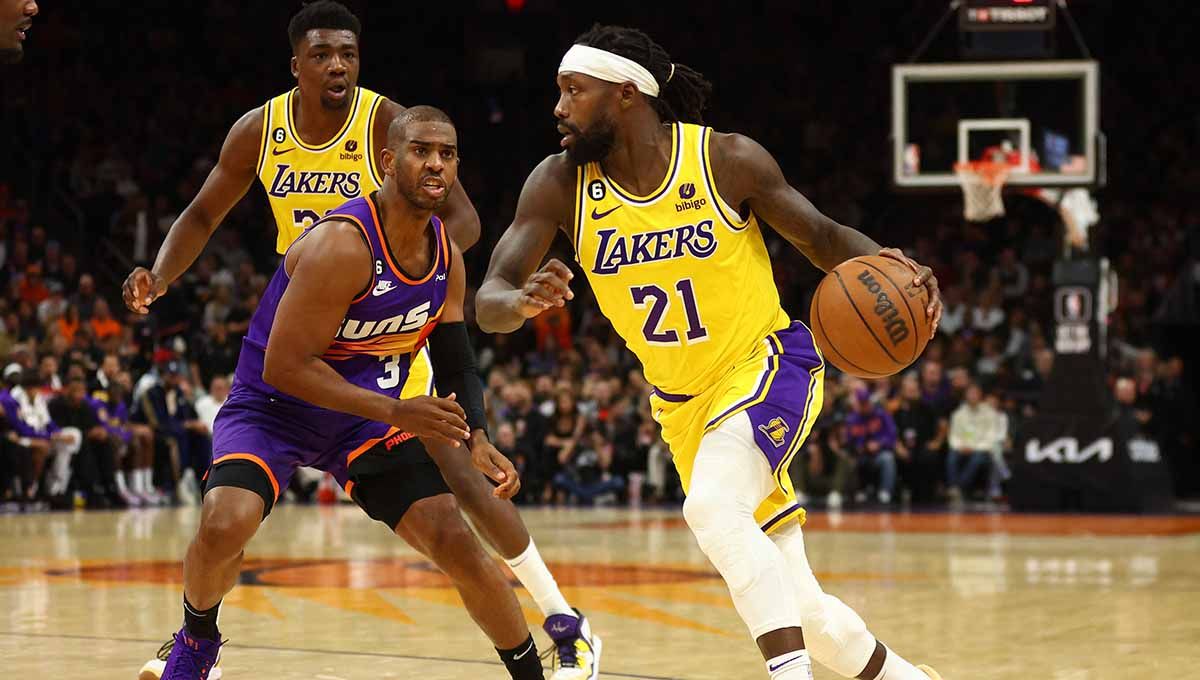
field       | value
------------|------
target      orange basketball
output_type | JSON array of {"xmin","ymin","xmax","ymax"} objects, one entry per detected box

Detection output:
[{"xmin": 809, "ymin": 255, "xmax": 934, "ymax": 379}]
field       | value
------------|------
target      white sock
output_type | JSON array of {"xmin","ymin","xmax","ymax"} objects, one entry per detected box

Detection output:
[
  {"xmin": 115, "ymin": 470, "xmax": 129, "ymax": 495},
  {"xmin": 505, "ymin": 539, "xmax": 573, "ymax": 618},
  {"xmin": 136, "ymin": 468, "xmax": 153, "ymax": 494},
  {"xmin": 767, "ymin": 650, "xmax": 813, "ymax": 679},
  {"xmin": 871, "ymin": 645, "xmax": 928, "ymax": 680}
]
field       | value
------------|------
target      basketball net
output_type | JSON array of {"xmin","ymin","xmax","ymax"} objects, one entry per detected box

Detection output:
[{"xmin": 954, "ymin": 160, "xmax": 1010, "ymax": 222}]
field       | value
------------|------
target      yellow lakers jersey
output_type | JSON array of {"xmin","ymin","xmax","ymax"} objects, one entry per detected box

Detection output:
[
  {"xmin": 256, "ymin": 86, "xmax": 386, "ymax": 253},
  {"xmin": 573, "ymin": 122, "xmax": 792, "ymax": 396}
]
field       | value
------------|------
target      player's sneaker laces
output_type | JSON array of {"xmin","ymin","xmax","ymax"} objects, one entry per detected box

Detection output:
[
  {"xmin": 138, "ymin": 630, "xmax": 224, "ymax": 680},
  {"xmin": 541, "ymin": 609, "xmax": 601, "ymax": 680}
]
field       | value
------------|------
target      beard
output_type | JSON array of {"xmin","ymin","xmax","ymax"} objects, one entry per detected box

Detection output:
[
  {"xmin": 0, "ymin": 47, "xmax": 23, "ymax": 64},
  {"xmin": 563, "ymin": 115, "xmax": 616, "ymax": 166}
]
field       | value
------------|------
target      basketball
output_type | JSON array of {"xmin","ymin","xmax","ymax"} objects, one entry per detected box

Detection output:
[{"xmin": 809, "ymin": 255, "xmax": 933, "ymax": 379}]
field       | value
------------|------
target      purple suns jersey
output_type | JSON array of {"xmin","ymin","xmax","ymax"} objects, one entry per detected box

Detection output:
[{"xmin": 233, "ymin": 193, "xmax": 451, "ymax": 407}]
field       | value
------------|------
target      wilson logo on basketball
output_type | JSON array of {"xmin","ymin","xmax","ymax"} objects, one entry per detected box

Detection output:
[
  {"xmin": 857, "ymin": 270, "xmax": 910, "ymax": 346},
  {"xmin": 675, "ymin": 183, "xmax": 707, "ymax": 212}
]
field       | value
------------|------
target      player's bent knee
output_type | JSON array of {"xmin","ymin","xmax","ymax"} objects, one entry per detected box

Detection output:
[
  {"xmin": 402, "ymin": 494, "xmax": 480, "ymax": 563},
  {"xmin": 195, "ymin": 495, "xmax": 262, "ymax": 555}
]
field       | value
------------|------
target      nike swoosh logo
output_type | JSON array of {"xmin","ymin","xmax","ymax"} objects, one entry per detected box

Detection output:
[
  {"xmin": 590, "ymin": 205, "xmax": 621, "ymax": 220},
  {"xmin": 768, "ymin": 655, "xmax": 805, "ymax": 672},
  {"xmin": 272, "ymin": 146, "xmax": 295, "ymax": 156},
  {"xmin": 513, "ymin": 641, "xmax": 535, "ymax": 660},
  {"xmin": 372, "ymin": 281, "xmax": 397, "ymax": 296}
]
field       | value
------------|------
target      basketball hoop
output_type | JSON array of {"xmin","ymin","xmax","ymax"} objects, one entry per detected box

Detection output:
[{"xmin": 955, "ymin": 161, "xmax": 1010, "ymax": 222}]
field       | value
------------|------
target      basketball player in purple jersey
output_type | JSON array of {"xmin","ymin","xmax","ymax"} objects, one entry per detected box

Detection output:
[
  {"xmin": 126, "ymin": 4, "xmax": 597, "ymax": 677},
  {"xmin": 0, "ymin": 0, "xmax": 37, "ymax": 64},
  {"xmin": 156, "ymin": 107, "xmax": 546, "ymax": 680}
]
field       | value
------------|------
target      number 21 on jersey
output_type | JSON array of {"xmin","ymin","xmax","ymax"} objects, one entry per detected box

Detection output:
[{"xmin": 631, "ymin": 278, "xmax": 708, "ymax": 346}]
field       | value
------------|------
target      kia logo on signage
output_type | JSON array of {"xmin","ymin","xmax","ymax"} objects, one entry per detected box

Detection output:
[{"xmin": 1026, "ymin": 437, "xmax": 1113, "ymax": 464}]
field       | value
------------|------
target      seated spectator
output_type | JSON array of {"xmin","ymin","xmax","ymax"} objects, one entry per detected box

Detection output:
[
  {"xmin": 194, "ymin": 375, "xmax": 229, "ymax": 434},
  {"xmin": 0, "ymin": 365, "xmax": 80, "ymax": 505},
  {"xmin": 88, "ymin": 299, "xmax": 122, "ymax": 342},
  {"xmin": 891, "ymin": 372, "xmax": 946, "ymax": 504},
  {"xmin": 542, "ymin": 389, "xmax": 583, "ymax": 504},
  {"xmin": 937, "ymin": 286, "xmax": 967, "ymax": 336},
  {"xmin": 18, "ymin": 263, "xmax": 50, "ymax": 305},
  {"xmin": 190, "ymin": 322, "xmax": 239, "ymax": 391},
  {"xmin": 946, "ymin": 383, "xmax": 1006, "ymax": 502},
  {"xmin": 49, "ymin": 375, "xmax": 119, "ymax": 508},
  {"xmin": 844, "ymin": 386, "xmax": 899, "ymax": 505},
  {"xmin": 792, "ymin": 423, "xmax": 854, "ymax": 509},
  {"xmin": 552, "ymin": 427, "xmax": 625, "ymax": 506}
]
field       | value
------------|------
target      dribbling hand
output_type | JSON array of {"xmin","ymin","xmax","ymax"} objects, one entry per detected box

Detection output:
[
  {"xmin": 515, "ymin": 258, "xmax": 574, "ymax": 319},
  {"xmin": 390, "ymin": 394, "xmax": 471, "ymax": 448},
  {"xmin": 878, "ymin": 247, "xmax": 943, "ymax": 333},
  {"xmin": 122, "ymin": 267, "xmax": 168, "ymax": 315}
]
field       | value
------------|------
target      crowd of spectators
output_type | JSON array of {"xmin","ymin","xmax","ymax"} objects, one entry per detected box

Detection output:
[{"xmin": 0, "ymin": 2, "xmax": 1196, "ymax": 512}]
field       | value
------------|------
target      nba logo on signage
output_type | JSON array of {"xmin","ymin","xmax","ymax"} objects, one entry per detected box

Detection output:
[{"xmin": 1054, "ymin": 286, "xmax": 1093, "ymax": 354}]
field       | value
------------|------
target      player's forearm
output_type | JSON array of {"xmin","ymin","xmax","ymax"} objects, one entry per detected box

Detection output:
[
  {"xmin": 807, "ymin": 221, "xmax": 883, "ymax": 273},
  {"xmin": 474, "ymin": 281, "xmax": 527, "ymax": 334},
  {"xmin": 263, "ymin": 356, "xmax": 396, "ymax": 425},
  {"xmin": 151, "ymin": 210, "xmax": 220, "ymax": 286}
]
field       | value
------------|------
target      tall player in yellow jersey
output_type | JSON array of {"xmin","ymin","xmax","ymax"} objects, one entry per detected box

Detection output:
[
  {"xmin": 478, "ymin": 25, "xmax": 946, "ymax": 680},
  {"xmin": 122, "ymin": 4, "xmax": 599, "ymax": 679}
]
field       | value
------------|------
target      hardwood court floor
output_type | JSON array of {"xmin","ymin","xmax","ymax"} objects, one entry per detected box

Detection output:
[{"xmin": 2, "ymin": 504, "xmax": 1197, "ymax": 679}]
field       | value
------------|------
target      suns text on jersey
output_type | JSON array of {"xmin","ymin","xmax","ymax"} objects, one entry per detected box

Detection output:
[
  {"xmin": 591, "ymin": 220, "xmax": 717, "ymax": 275},
  {"xmin": 266, "ymin": 164, "xmax": 361, "ymax": 199}
]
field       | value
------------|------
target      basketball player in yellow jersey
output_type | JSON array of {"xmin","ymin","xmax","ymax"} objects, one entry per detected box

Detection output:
[
  {"xmin": 478, "ymin": 25, "xmax": 946, "ymax": 680},
  {"xmin": 123, "ymin": 4, "xmax": 598, "ymax": 679}
]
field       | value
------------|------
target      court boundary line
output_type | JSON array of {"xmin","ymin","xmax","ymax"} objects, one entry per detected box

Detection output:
[{"xmin": 0, "ymin": 630, "xmax": 682, "ymax": 680}]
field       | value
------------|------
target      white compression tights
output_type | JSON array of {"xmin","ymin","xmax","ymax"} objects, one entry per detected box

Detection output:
[
  {"xmin": 683, "ymin": 412, "xmax": 880, "ymax": 677},
  {"xmin": 682, "ymin": 411, "xmax": 803, "ymax": 639}
]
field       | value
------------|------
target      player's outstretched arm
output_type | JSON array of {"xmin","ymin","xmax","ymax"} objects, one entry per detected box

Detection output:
[
  {"xmin": 261, "ymin": 223, "xmax": 470, "ymax": 447},
  {"xmin": 375, "ymin": 99, "xmax": 481, "ymax": 250},
  {"xmin": 712, "ymin": 132, "xmax": 942, "ymax": 328},
  {"xmin": 122, "ymin": 108, "xmax": 263, "ymax": 314},
  {"xmin": 426, "ymin": 242, "xmax": 520, "ymax": 498},
  {"xmin": 475, "ymin": 156, "xmax": 576, "ymax": 334}
]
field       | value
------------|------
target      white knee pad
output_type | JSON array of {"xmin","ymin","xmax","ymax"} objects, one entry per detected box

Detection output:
[{"xmin": 804, "ymin": 594, "xmax": 875, "ymax": 678}]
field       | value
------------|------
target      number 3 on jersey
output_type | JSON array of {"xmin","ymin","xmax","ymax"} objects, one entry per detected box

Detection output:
[
  {"xmin": 630, "ymin": 278, "xmax": 708, "ymax": 346},
  {"xmin": 378, "ymin": 354, "xmax": 403, "ymax": 389}
]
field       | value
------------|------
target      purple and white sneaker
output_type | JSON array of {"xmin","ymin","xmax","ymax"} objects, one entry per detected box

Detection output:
[
  {"xmin": 542, "ymin": 608, "xmax": 601, "ymax": 680},
  {"xmin": 139, "ymin": 629, "xmax": 223, "ymax": 680}
]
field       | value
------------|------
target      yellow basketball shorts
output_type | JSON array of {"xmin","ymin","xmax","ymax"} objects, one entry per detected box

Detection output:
[{"xmin": 649, "ymin": 321, "xmax": 825, "ymax": 533}]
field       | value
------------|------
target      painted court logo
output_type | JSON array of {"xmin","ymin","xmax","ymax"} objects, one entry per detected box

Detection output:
[
  {"xmin": 675, "ymin": 182, "xmax": 707, "ymax": 212},
  {"xmin": 856, "ymin": 270, "xmax": 910, "ymax": 346},
  {"xmin": 758, "ymin": 417, "xmax": 790, "ymax": 448}
]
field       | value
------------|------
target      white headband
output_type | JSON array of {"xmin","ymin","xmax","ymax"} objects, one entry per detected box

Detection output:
[{"xmin": 558, "ymin": 44, "xmax": 660, "ymax": 98}]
